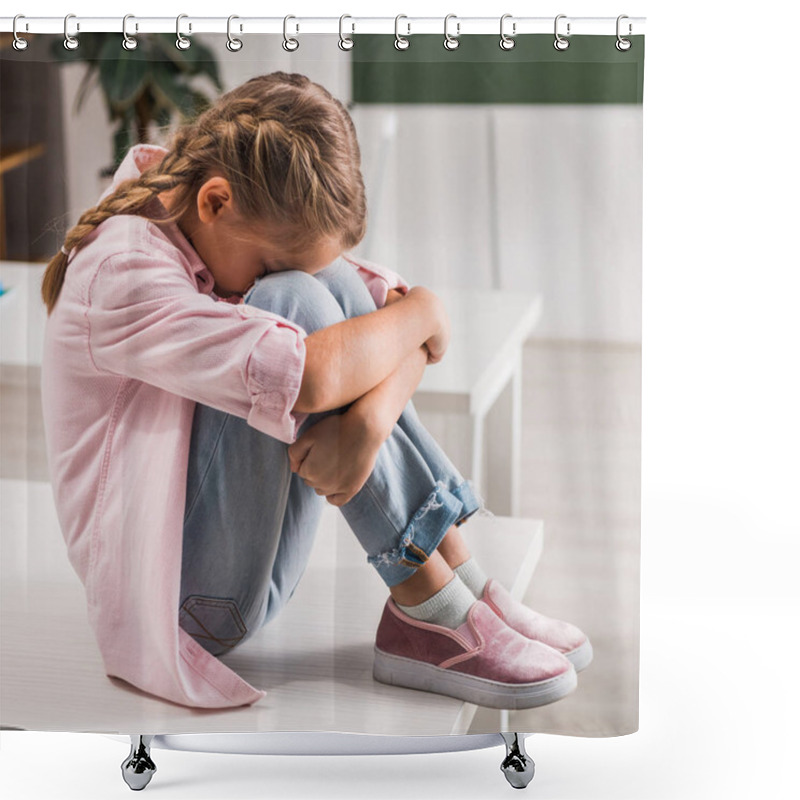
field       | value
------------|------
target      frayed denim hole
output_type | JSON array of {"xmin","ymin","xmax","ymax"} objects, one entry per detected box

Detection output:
[
  {"xmin": 410, "ymin": 480, "xmax": 448, "ymax": 524},
  {"xmin": 367, "ymin": 528, "xmax": 416, "ymax": 568},
  {"xmin": 365, "ymin": 481, "xmax": 457, "ymax": 570},
  {"xmin": 476, "ymin": 488, "xmax": 495, "ymax": 520}
]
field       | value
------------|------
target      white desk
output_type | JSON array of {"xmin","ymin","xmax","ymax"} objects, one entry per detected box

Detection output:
[
  {"xmin": 0, "ymin": 261, "xmax": 47, "ymax": 366},
  {"xmin": 414, "ymin": 288, "xmax": 542, "ymax": 517}
]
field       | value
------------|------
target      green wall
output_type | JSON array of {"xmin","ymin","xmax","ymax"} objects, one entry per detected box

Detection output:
[{"xmin": 352, "ymin": 35, "xmax": 644, "ymax": 104}]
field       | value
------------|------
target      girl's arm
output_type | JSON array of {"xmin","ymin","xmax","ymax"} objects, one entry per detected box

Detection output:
[
  {"xmin": 85, "ymin": 246, "xmax": 439, "ymax": 444},
  {"xmin": 344, "ymin": 290, "xmax": 427, "ymax": 441},
  {"xmin": 292, "ymin": 285, "xmax": 448, "ymax": 414},
  {"xmin": 86, "ymin": 250, "xmax": 313, "ymax": 444},
  {"xmin": 287, "ymin": 343, "xmax": 429, "ymax": 505},
  {"xmin": 287, "ymin": 288, "xmax": 431, "ymax": 505},
  {"xmin": 348, "ymin": 343, "xmax": 427, "ymax": 438}
]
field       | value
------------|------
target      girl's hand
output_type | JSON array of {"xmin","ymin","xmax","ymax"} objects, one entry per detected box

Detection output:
[
  {"xmin": 404, "ymin": 286, "xmax": 450, "ymax": 364},
  {"xmin": 287, "ymin": 411, "xmax": 382, "ymax": 507},
  {"xmin": 421, "ymin": 292, "xmax": 450, "ymax": 364}
]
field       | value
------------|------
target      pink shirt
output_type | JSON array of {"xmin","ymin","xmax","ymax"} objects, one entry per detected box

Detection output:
[{"xmin": 40, "ymin": 144, "xmax": 409, "ymax": 708}]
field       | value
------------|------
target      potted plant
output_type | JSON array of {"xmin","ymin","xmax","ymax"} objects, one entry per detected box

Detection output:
[{"xmin": 51, "ymin": 33, "xmax": 222, "ymax": 176}]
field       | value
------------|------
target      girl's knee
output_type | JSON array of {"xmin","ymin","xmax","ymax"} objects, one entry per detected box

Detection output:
[
  {"xmin": 313, "ymin": 257, "xmax": 378, "ymax": 318},
  {"xmin": 245, "ymin": 269, "xmax": 346, "ymax": 334}
]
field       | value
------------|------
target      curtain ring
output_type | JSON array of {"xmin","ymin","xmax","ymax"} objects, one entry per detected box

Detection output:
[
  {"xmin": 283, "ymin": 15, "xmax": 299, "ymax": 51},
  {"xmin": 122, "ymin": 14, "xmax": 137, "ymax": 50},
  {"xmin": 338, "ymin": 14, "xmax": 354, "ymax": 50},
  {"xmin": 12, "ymin": 15, "xmax": 28, "ymax": 51},
  {"xmin": 554, "ymin": 14, "xmax": 570, "ymax": 51},
  {"xmin": 499, "ymin": 14, "xmax": 515, "ymax": 50},
  {"xmin": 616, "ymin": 15, "xmax": 632, "ymax": 51},
  {"xmin": 443, "ymin": 14, "xmax": 460, "ymax": 51},
  {"xmin": 176, "ymin": 14, "xmax": 191, "ymax": 50},
  {"xmin": 394, "ymin": 15, "xmax": 410, "ymax": 51},
  {"xmin": 63, "ymin": 14, "xmax": 79, "ymax": 50},
  {"xmin": 226, "ymin": 15, "xmax": 243, "ymax": 51}
]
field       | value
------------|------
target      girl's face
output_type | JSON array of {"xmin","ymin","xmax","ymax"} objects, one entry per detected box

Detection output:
[{"xmin": 163, "ymin": 176, "xmax": 343, "ymax": 299}]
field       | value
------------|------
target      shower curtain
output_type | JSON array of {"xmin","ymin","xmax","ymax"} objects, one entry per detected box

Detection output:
[{"xmin": 0, "ymin": 24, "xmax": 644, "ymax": 740}]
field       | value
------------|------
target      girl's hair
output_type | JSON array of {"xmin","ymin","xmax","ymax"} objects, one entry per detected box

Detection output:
[{"xmin": 41, "ymin": 71, "xmax": 367, "ymax": 315}]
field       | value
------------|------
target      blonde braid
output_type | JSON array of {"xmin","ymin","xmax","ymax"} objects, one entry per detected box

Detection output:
[
  {"xmin": 41, "ymin": 140, "xmax": 202, "ymax": 315},
  {"xmin": 42, "ymin": 71, "xmax": 369, "ymax": 315}
]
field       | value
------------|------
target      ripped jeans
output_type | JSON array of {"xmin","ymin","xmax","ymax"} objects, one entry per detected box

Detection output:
[{"xmin": 178, "ymin": 257, "xmax": 482, "ymax": 657}]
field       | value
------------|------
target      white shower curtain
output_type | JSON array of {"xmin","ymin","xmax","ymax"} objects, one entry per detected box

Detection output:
[{"xmin": 1, "ymin": 21, "xmax": 643, "ymax": 742}]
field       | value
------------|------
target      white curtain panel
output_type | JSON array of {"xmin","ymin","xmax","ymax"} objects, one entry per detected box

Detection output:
[{"xmin": 0, "ymin": 18, "xmax": 644, "ymax": 791}]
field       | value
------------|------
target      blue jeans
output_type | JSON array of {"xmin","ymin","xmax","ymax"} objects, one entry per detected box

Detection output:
[{"xmin": 178, "ymin": 257, "xmax": 482, "ymax": 657}]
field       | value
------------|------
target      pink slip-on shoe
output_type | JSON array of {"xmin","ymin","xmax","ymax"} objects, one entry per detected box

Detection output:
[
  {"xmin": 373, "ymin": 597, "xmax": 577, "ymax": 709},
  {"xmin": 480, "ymin": 578, "xmax": 593, "ymax": 672}
]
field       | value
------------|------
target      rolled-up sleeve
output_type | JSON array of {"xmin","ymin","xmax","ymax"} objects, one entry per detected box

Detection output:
[
  {"xmin": 343, "ymin": 253, "xmax": 410, "ymax": 308},
  {"xmin": 86, "ymin": 252, "xmax": 309, "ymax": 443}
]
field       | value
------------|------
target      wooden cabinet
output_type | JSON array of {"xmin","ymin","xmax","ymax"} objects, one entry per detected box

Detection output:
[
  {"xmin": 0, "ymin": 34, "xmax": 44, "ymax": 258},
  {"xmin": 0, "ymin": 144, "xmax": 46, "ymax": 259},
  {"xmin": 0, "ymin": 34, "xmax": 65, "ymax": 261}
]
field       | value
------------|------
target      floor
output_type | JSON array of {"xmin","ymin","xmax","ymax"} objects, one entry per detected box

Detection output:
[
  {"xmin": 0, "ymin": 339, "xmax": 640, "ymax": 736},
  {"xmin": 474, "ymin": 340, "xmax": 641, "ymax": 737}
]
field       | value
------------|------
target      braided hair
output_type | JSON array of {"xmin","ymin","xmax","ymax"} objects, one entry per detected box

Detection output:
[{"xmin": 42, "ymin": 72, "xmax": 367, "ymax": 315}]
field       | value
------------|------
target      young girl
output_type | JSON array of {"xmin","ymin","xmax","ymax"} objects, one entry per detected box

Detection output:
[{"xmin": 40, "ymin": 72, "xmax": 591, "ymax": 711}]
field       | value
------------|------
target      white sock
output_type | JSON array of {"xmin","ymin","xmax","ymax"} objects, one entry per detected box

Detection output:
[
  {"xmin": 396, "ymin": 574, "xmax": 475, "ymax": 629},
  {"xmin": 453, "ymin": 557, "xmax": 489, "ymax": 598}
]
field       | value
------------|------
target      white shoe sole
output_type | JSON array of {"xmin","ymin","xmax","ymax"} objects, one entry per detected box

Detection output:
[
  {"xmin": 564, "ymin": 639, "xmax": 594, "ymax": 672},
  {"xmin": 373, "ymin": 647, "xmax": 578, "ymax": 710}
]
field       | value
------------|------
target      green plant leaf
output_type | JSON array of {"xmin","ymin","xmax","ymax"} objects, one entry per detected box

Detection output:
[
  {"xmin": 184, "ymin": 90, "xmax": 212, "ymax": 120},
  {"xmin": 50, "ymin": 37, "xmax": 78, "ymax": 61},
  {"xmin": 98, "ymin": 37, "xmax": 151, "ymax": 114},
  {"xmin": 151, "ymin": 33, "xmax": 186, "ymax": 65},
  {"xmin": 80, "ymin": 33, "xmax": 111, "ymax": 62},
  {"xmin": 180, "ymin": 41, "xmax": 224, "ymax": 90},
  {"xmin": 155, "ymin": 105, "xmax": 172, "ymax": 130},
  {"xmin": 72, "ymin": 65, "xmax": 99, "ymax": 114},
  {"xmin": 50, "ymin": 35, "xmax": 105, "ymax": 114},
  {"xmin": 112, "ymin": 114, "xmax": 136, "ymax": 170},
  {"xmin": 53, "ymin": 33, "xmax": 128, "ymax": 67},
  {"xmin": 150, "ymin": 32, "xmax": 223, "ymax": 90},
  {"xmin": 51, "ymin": 32, "xmax": 222, "ymax": 162},
  {"xmin": 149, "ymin": 62, "xmax": 196, "ymax": 117},
  {"xmin": 148, "ymin": 34, "xmax": 185, "ymax": 63}
]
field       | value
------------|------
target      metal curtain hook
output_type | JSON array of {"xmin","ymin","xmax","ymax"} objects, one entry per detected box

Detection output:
[
  {"xmin": 122, "ymin": 14, "xmax": 137, "ymax": 50},
  {"xmin": 394, "ymin": 15, "xmax": 410, "ymax": 51},
  {"xmin": 176, "ymin": 14, "xmax": 191, "ymax": 50},
  {"xmin": 444, "ymin": 14, "xmax": 460, "ymax": 50},
  {"xmin": 227, "ymin": 15, "xmax": 243, "ymax": 51},
  {"xmin": 616, "ymin": 14, "xmax": 632, "ymax": 51},
  {"xmin": 339, "ymin": 14, "xmax": 354, "ymax": 50},
  {"xmin": 554, "ymin": 14, "xmax": 570, "ymax": 51},
  {"xmin": 63, "ymin": 13, "xmax": 79, "ymax": 50},
  {"xmin": 499, "ymin": 14, "xmax": 516, "ymax": 50},
  {"xmin": 283, "ymin": 15, "xmax": 299, "ymax": 51},
  {"xmin": 12, "ymin": 14, "xmax": 28, "ymax": 51}
]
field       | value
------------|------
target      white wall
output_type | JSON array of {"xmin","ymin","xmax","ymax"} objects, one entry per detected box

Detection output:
[
  {"xmin": 57, "ymin": 35, "xmax": 641, "ymax": 344},
  {"xmin": 354, "ymin": 104, "xmax": 642, "ymax": 343}
]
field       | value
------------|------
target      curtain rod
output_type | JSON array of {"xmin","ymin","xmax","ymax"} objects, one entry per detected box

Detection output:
[{"xmin": 1, "ymin": 15, "xmax": 646, "ymax": 38}]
